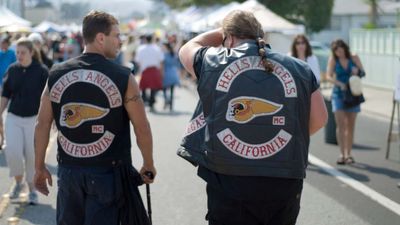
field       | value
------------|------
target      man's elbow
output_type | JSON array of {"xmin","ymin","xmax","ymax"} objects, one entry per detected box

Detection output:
[{"xmin": 309, "ymin": 111, "xmax": 328, "ymax": 135}]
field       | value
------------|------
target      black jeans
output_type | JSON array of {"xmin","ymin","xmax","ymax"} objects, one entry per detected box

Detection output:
[
  {"xmin": 206, "ymin": 184, "xmax": 301, "ymax": 225},
  {"xmin": 163, "ymin": 85, "xmax": 175, "ymax": 110},
  {"xmin": 142, "ymin": 89, "xmax": 158, "ymax": 108},
  {"xmin": 199, "ymin": 167, "xmax": 303, "ymax": 225},
  {"xmin": 57, "ymin": 166, "xmax": 119, "ymax": 225}
]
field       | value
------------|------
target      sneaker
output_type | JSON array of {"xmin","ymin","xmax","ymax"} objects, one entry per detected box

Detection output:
[
  {"xmin": 28, "ymin": 191, "xmax": 38, "ymax": 205},
  {"xmin": 9, "ymin": 183, "xmax": 24, "ymax": 199}
]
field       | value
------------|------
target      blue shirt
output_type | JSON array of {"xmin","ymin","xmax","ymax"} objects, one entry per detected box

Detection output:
[
  {"xmin": 332, "ymin": 58, "xmax": 355, "ymax": 98},
  {"xmin": 0, "ymin": 49, "xmax": 16, "ymax": 85}
]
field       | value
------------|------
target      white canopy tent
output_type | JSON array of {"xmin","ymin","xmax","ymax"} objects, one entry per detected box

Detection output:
[
  {"xmin": 186, "ymin": 0, "xmax": 303, "ymax": 35},
  {"xmin": 33, "ymin": 21, "xmax": 66, "ymax": 33},
  {"xmin": 189, "ymin": 2, "xmax": 241, "ymax": 32},
  {"xmin": 0, "ymin": 6, "xmax": 31, "ymax": 27},
  {"xmin": 240, "ymin": 0, "xmax": 304, "ymax": 34},
  {"xmin": 181, "ymin": 0, "xmax": 304, "ymax": 53}
]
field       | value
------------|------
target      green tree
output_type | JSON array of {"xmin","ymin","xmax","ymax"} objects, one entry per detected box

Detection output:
[
  {"xmin": 363, "ymin": 0, "xmax": 378, "ymax": 28},
  {"xmin": 262, "ymin": 0, "xmax": 334, "ymax": 33}
]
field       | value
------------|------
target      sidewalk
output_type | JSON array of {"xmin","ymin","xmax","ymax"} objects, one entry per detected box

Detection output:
[{"xmin": 362, "ymin": 85, "xmax": 394, "ymax": 121}]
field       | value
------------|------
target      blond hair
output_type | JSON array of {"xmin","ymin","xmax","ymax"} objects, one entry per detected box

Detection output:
[{"xmin": 222, "ymin": 10, "xmax": 273, "ymax": 72}]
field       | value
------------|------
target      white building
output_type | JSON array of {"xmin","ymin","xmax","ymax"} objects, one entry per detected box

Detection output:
[{"xmin": 312, "ymin": 0, "xmax": 400, "ymax": 44}]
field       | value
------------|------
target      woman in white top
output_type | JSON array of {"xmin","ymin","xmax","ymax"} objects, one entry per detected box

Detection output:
[{"xmin": 290, "ymin": 35, "xmax": 321, "ymax": 83}]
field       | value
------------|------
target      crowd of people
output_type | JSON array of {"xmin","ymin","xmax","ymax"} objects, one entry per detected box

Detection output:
[{"xmin": 0, "ymin": 9, "xmax": 367, "ymax": 225}]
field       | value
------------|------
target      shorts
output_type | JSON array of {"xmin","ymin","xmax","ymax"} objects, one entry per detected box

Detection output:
[
  {"xmin": 331, "ymin": 96, "xmax": 361, "ymax": 113},
  {"xmin": 57, "ymin": 166, "xmax": 119, "ymax": 225}
]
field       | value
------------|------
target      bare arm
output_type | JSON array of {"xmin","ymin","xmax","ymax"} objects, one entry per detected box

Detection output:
[
  {"xmin": 309, "ymin": 90, "xmax": 328, "ymax": 135},
  {"xmin": 124, "ymin": 75, "xmax": 155, "ymax": 183},
  {"xmin": 0, "ymin": 97, "xmax": 9, "ymax": 147},
  {"xmin": 0, "ymin": 97, "xmax": 9, "ymax": 116},
  {"xmin": 351, "ymin": 54, "xmax": 365, "ymax": 73},
  {"xmin": 0, "ymin": 97, "xmax": 9, "ymax": 126},
  {"xmin": 326, "ymin": 56, "xmax": 346, "ymax": 89},
  {"xmin": 34, "ymin": 85, "xmax": 53, "ymax": 195},
  {"xmin": 179, "ymin": 28, "xmax": 224, "ymax": 76}
]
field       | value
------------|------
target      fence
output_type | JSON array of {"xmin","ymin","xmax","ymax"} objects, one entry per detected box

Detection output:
[{"xmin": 350, "ymin": 29, "xmax": 400, "ymax": 89}]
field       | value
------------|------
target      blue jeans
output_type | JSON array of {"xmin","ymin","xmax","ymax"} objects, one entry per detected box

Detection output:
[{"xmin": 57, "ymin": 166, "xmax": 119, "ymax": 225}]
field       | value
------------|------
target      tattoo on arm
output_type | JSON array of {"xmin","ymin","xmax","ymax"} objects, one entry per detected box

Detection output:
[{"xmin": 125, "ymin": 94, "xmax": 142, "ymax": 103}]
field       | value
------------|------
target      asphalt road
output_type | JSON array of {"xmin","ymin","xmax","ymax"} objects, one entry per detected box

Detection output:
[{"xmin": 0, "ymin": 86, "xmax": 399, "ymax": 225}]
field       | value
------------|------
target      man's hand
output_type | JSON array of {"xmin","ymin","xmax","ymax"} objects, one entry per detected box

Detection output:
[
  {"xmin": 140, "ymin": 164, "xmax": 156, "ymax": 184},
  {"xmin": 34, "ymin": 168, "xmax": 52, "ymax": 196}
]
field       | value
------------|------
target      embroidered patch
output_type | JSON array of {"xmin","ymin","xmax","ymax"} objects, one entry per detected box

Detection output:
[
  {"xmin": 185, "ymin": 113, "xmax": 206, "ymax": 136},
  {"xmin": 217, "ymin": 128, "xmax": 292, "ymax": 159},
  {"xmin": 272, "ymin": 116, "xmax": 285, "ymax": 125},
  {"xmin": 50, "ymin": 69, "xmax": 123, "ymax": 108},
  {"xmin": 60, "ymin": 103, "xmax": 109, "ymax": 128},
  {"xmin": 215, "ymin": 56, "xmax": 297, "ymax": 98},
  {"xmin": 92, "ymin": 125, "xmax": 104, "ymax": 134},
  {"xmin": 58, "ymin": 131, "xmax": 115, "ymax": 158},
  {"xmin": 226, "ymin": 97, "xmax": 282, "ymax": 124}
]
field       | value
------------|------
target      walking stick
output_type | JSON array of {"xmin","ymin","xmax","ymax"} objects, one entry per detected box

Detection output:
[{"xmin": 144, "ymin": 171, "xmax": 154, "ymax": 225}]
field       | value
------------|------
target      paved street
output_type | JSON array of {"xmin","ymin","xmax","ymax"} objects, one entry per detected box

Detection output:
[{"xmin": 0, "ymin": 84, "xmax": 399, "ymax": 225}]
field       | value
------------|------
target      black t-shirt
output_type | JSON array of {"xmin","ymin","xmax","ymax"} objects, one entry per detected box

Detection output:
[{"xmin": 2, "ymin": 60, "xmax": 49, "ymax": 117}]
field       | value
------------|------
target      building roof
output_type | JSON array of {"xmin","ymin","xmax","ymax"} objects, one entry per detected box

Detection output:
[{"xmin": 333, "ymin": 0, "xmax": 399, "ymax": 15}]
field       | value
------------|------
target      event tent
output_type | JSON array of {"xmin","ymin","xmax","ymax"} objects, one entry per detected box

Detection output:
[
  {"xmin": 186, "ymin": 0, "xmax": 303, "ymax": 34},
  {"xmin": 0, "ymin": 6, "xmax": 31, "ymax": 27},
  {"xmin": 33, "ymin": 21, "xmax": 66, "ymax": 33}
]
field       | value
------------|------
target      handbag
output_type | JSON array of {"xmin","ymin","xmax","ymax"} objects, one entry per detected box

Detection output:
[
  {"xmin": 349, "ymin": 75, "xmax": 363, "ymax": 96},
  {"xmin": 343, "ymin": 84, "xmax": 365, "ymax": 108}
]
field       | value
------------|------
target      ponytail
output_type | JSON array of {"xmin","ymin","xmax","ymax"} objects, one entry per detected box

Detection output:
[{"xmin": 257, "ymin": 38, "xmax": 273, "ymax": 73}]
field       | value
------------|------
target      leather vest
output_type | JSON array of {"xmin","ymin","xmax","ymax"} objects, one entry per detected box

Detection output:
[
  {"xmin": 48, "ymin": 53, "xmax": 132, "ymax": 167},
  {"xmin": 182, "ymin": 41, "xmax": 316, "ymax": 179},
  {"xmin": 178, "ymin": 101, "xmax": 206, "ymax": 166}
]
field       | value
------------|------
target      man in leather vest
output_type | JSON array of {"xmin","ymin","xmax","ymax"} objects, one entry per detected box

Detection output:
[
  {"xmin": 179, "ymin": 10, "xmax": 327, "ymax": 225},
  {"xmin": 33, "ymin": 11, "xmax": 156, "ymax": 225}
]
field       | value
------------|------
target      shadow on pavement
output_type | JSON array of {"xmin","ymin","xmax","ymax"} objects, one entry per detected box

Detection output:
[
  {"xmin": 337, "ymin": 168, "xmax": 370, "ymax": 182},
  {"xmin": 306, "ymin": 164, "xmax": 330, "ymax": 176},
  {"xmin": 307, "ymin": 163, "xmax": 371, "ymax": 182},
  {"xmin": 18, "ymin": 203, "xmax": 56, "ymax": 225},
  {"xmin": 352, "ymin": 143, "xmax": 380, "ymax": 151},
  {"xmin": 349, "ymin": 162, "xmax": 400, "ymax": 179}
]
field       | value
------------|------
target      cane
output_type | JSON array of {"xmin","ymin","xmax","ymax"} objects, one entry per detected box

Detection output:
[{"xmin": 144, "ymin": 171, "xmax": 154, "ymax": 225}]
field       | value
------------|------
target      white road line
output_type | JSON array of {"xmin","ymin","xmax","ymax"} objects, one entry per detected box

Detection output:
[{"xmin": 308, "ymin": 154, "xmax": 400, "ymax": 216}]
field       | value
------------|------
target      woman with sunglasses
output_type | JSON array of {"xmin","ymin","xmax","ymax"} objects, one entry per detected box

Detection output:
[
  {"xmin": 326, "ymin": 39, "xmax": 365, "ymax": 165},
  {"xmin": 290, "ymin": 35, "xmax": 321, "ymax": 83}
]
